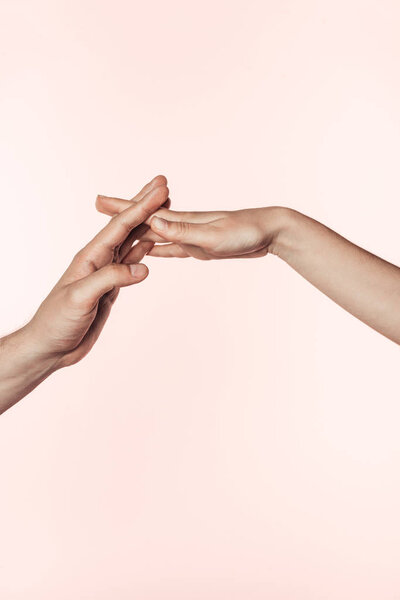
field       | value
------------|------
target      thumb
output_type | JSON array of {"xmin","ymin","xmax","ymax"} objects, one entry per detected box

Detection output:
[
  {"xmin": 67, "ymin": 263, "xmax": 148, "ymax": 311},
  {"xmin": 150, "ymin": 216, "xmax": 213, "ymax": 247}
]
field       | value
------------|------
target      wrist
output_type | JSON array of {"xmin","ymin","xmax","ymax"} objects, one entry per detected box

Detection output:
[
  {"xmin": 264, "ymin": 207, "xmax": 303, "ymax": 263},
  {"xmin": 0, "ymin": 324, "xmax": 58, "ymax": 413},
  {"xmin": 17, "ymin": 322, "xmax": 62, "ymax": 377}
]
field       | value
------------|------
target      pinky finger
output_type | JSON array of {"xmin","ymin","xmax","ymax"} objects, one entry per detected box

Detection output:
[{"xmin": 60, "ymin": 291, "xmax": 117, "ymax": 366}]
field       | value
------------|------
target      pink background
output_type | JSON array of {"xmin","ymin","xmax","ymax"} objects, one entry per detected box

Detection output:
[{"xmin": 1, "ymin": 1, "xmax": 400, "ymax": 598}]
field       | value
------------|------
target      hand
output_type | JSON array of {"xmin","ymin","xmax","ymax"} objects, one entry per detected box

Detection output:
[
  {"xmin": 96, "ymin": 193, "xmax": 400, "ymax": 348},
  {"xmin": 27, "ymin": 176, "xmax": 169, "ymax": 369},
  {"xmin": 149, "ymin": 208, "xmax": 284, "ymax": 260},
  {"xmin": 0, "ymin": 176, "xmax": 169, "ymax": 413},
  {"xmin": 96, "ymin": 196, "xmax": 287, "ymax": 260}
]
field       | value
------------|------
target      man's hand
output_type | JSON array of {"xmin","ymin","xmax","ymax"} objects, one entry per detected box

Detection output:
[
  {"xmin": 0, "ymin": 176, "xmax": 168, "ymax": 413},
  {"xmin": 29, "ymin": 176, "xmax": 169, "ymax": 367}
]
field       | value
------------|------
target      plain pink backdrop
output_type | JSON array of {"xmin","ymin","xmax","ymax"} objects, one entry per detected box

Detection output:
[{"xmin": 1, "ymin": 1, "xmax": 400, "ymax": 598}]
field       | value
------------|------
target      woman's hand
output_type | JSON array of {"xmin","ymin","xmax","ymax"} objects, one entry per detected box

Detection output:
[
  {"xmin": 148, "ymin": 207, "xmax": 288, "ymax": 260},
  {"xmin": 97, "ymin": 192, "xmax": 400, "ymax": 345},
  {"xmin": 96, "ymin": 195, "xmax": 288, "ymax": 261}
]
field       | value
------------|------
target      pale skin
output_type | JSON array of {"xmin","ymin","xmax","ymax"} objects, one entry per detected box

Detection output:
[
  {"xmin": 2, "ymin": 180, "xmax": 400, "ymax": 414},
  {"xmin": 0, "ymin": 176, "xmax": 169, "ymax": 414},
  {"xmin": 96, "ymin": 195, "xmax": 400, "ymax": 346}
]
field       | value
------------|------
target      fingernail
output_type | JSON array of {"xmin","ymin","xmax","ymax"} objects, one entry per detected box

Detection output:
[
  {"xmin": 152, "ymin": 216, "xmax": 166, "ymax": 230},
  {"xmin": 129, "ymin": 264, "xmax": 140, "ymax": 276}
]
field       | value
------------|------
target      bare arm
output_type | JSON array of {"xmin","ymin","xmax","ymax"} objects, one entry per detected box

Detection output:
[
  {"xmin": 95, "ymin": 197, "xmax": 400, "ymax": 346},
  {"xmin": 94, "ymin": 188, "xmax": 400, "ymax": 344},
  {"xmin": 0, "ymin": 326, "xmax": 58, "ymax": 410},
  {"xmin": 275, "ymin": 209, "xmax": 400, "ymax": 344}
]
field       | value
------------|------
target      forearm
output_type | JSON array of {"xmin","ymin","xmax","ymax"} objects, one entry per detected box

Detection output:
[
  {"xmin": 0, "ymin": 325, "xmax": 56, "ymax": 414},
  {"xmin": 272, "ymin": 208, "xmax": 400, "ymax": 344}
]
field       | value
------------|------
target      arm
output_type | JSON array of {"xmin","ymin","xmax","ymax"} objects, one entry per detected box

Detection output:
[
  {"xmin": 96, "ymin": 194, "xmax": 400, "ymax": 345},
  {"xmin": 274, "ymin": 209, "xmax": 400, "ymax": 345},
  {"xmin": 151, "ymin": 207, "xmax": 400, "ymax": 343},
  {"xmin": 0, "ymin": 176, "xmax": 169, "ymax": 414},
  {"xmin": 0, "ymin": 326, "xmax": 58, "ymax": 411}
]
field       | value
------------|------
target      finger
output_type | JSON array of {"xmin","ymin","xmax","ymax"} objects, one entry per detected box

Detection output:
[
  {"xmin": 68, "ymin": 262, "xmax": 149, "ymax": 311},
  {"xmin": 148, "ymin": 246, "xmax": 268, "ymax": 260},
  {"xmin": 117, "ymin": 222, "xmax": 163, "ymax": 259},
  {"xmin": 148, "ymin": 244, "xmax": 190, "ymax": 258},
  {"xmin": 77, "ymin": 295, "xmax": 114, "ymax": 352},
  {"xmin": 96, "ymin": 192, "xmax": 171, "ymax": 217},
  {"xmin": 96, "ymin": 193, "xmax": 222, "ymax": 226},
  {"xmin": 61, "ymin": 289, "xmax": 120, "ymax": 366},
  {"xmin": 154, "ymin": 209, "xmax": 226, "ymax": 223},
  {"xmin": 121, "ymin": 241, "xmax": 155, "ymax": 264},
  {"xmin": 80, "ymin": 185, "xmax": 168, "ymax": 269},
  {"xmin": 119, "ymin": 219, "xmax": 173, "ymax": 257},
  {"xmin": 96, "ymin": 196, "xmax": 131, "ymax": 216},
  {"xmin": 135, "ymin": 228, "xmax": 172, "ymax": 243},
  {"xmin": 96, "ymin": 174, "xmax": 167, "ymax": 212},
  {"xmin": 96, "ymin": 175, "xmax": 168, "ymax": 216},
  {"xmin": 150, "ymin": 216, "xmax": 219, "ymax": 247},
  {"xmin": 131, "ymin": 174, "xmax": 167, "ymax": 202}
]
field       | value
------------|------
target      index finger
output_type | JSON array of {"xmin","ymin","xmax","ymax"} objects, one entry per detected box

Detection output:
[
  {"xmin": 80, "ymin": 184, "xmax": 169, "ymax": 269},
  {"xmin": 95, "ymin": 174, "xmax": 168, "ymax": 216},
  {"xmin": 96, "ymin": 195, "xmax": 225, "ymax": 224},
  {"xmin": 96, "ymin": 193, "xmax": 170, "ymax": 217}
]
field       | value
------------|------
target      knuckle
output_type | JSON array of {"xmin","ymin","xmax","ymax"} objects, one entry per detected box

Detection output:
[
  {"xmin": 66, "ymin": 284, "xmax": 83, "ymax": 307},
  {"xmin": 128, "ymin": 202, "xmax": 151, "ymax": 224},
  {"xmin": 72, "ymin": 248, "xmax": 97, "ymax": 272},
  {"xmin": 116, "ymin": 215, "xmax": 132, "ymax": 234},
  {"xmin": 140, "ymin": 204, "xmax": 153, "ymax": 219},
  {"xmin": 176, "ymin": 221, "xmax": 189, "ymax": 238},
  {"xmin": 73, "ymin": 247, "xmax": 87, "ymax": 263}
]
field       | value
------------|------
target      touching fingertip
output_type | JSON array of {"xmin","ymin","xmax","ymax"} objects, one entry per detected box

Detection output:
[{"xmin": 152, "ymin": 174, "xmax": 167, "ymax": 185}]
